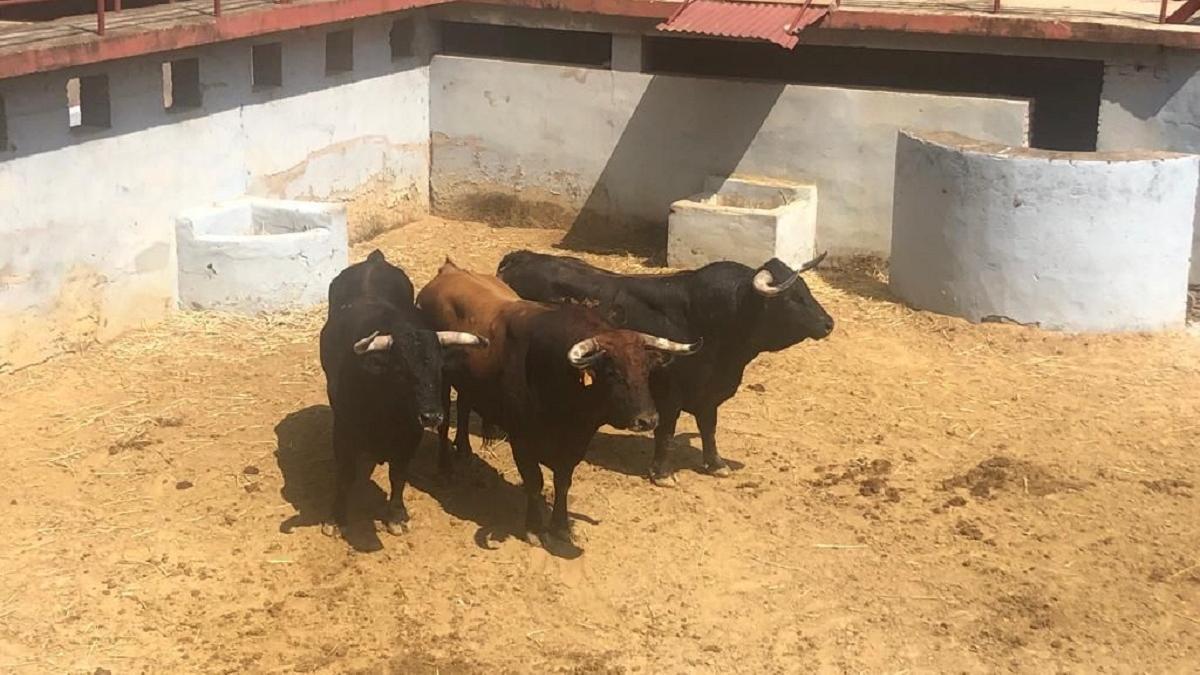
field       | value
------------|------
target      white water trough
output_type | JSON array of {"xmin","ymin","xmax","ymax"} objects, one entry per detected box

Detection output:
[
  {"xmin": 667, "ymin": 175, "xmax": 818, "ymax": 269},
  {"xmin": 176, "ymin": 198, "xmax": 349, "ymax": 313}
]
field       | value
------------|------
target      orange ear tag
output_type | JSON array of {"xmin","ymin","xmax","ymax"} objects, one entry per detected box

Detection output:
[{"xmin": 580, "ymin": 369, "xmax": 595, "ymax": 387}]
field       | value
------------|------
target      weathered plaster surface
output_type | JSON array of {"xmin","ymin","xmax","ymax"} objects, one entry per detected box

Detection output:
[
  {"xmin": 891, "ymin": 131, "xmax": 1197, "ymax": 332},
  {"xmin": 430, "ymin": 55, "xmax": 1031, "ymax": 256},
  {"xmin": 1099, "ymin": 49, "xmax": 1200, "ymax": 284},
  {"xmin": 0, "ymin": 17, "xmax": 430, "ymax": 371},
  {"xmin": 668, "ymin": 175, "xmax": 818, "ymax": 269},
  {"xmin": 176, "ymin": 198, "xmax": 349, "ymax": 313}
]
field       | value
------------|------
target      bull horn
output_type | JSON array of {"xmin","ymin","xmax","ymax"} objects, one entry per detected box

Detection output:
[
  {"xmin": 798, "ymin": 251, "xmax": 828, "ymax": 274},
  {"xmin": 353, "ymin": 331, "xmax": 393, "ymax": 355},
  {"xmin": 751, "ymin": 268, "xmax": 797, "ymax": 297},
  {"xmin": 638, "ymin": 333, "xmax": 703, "ymax": 355},
  {"xmin": 436, "ymin": 331, "xmax": 489, "ymax": 348},
  {"xmin": 567, "ymin": 337, "xmax": 605, "ymax": 369}
]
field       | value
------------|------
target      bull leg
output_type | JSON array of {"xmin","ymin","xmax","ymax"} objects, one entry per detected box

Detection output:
[
  {"xmin": 384, "ymin": 456, "xmax": 413, "ymax": 535},
  {"xmin": 331, "ymin": 459, "xmax": 375, "ymax": 539},
  {"xmin": 328, "ymin": 421, "xmax": 356, "ymax": 535},
  {"xmin": 454, "ymin": 390, "xmax": 474, "ymax": 458},
  {"xmin": 697, "ymin": 406, "xmax": 731, "ymax": 477},
  {"xmin": 511, "ymin": 443, "xmax": 546, "ymax": 542},
  {"xmin": 650, "ymin": 405, "xmax": 682, "ymax": 487},
  {"xmin": 437, "ymin": 384, "xmax": 454, "ymax": 476},
  {"xmin": 549, "ymin": 466, "xmax": 574, "ymax": 542}
]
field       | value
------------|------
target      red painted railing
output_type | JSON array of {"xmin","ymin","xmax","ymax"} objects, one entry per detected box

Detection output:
[
  {"xmin": 0, "ymin": 0, "xmax": 223, "ymax": 35},
  {"xmin": 992, "ymin": 0, "xmax": 1199, "ymax": 25},
  {"xmin": 0, "ymin": 0, "xmax": 1195, "ymax": 39}
]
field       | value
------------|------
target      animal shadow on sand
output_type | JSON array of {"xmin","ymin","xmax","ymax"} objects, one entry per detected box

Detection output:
[
  {"xmin": 275, "ymin": 403, "xmax": 582, "ymax": 556},
  {"xmin": 587, "ymin": 430, "xmax": 744, "ymax": 480}
]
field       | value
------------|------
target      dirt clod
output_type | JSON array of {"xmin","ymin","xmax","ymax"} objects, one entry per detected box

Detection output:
[
  {"xmin": 1141, "ymin": 478, "xmax": 1193, "ymax": 497},
  {"xmin": 942, "ymin": 455, "xmax": 1084, "ymax": 499},
  {"xmin": 175, "ymin": 480, "xmax": 194, "ymax": 490},
  {"xmin": 955, "ymin": 518, "xmax": 985, "ymax": 540}
]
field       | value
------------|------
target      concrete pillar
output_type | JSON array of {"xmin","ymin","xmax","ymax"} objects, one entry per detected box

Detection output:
[
  {"xmin": 414, "ymin": 14, "xmax": 441, "ymax": 66},
  {"xmin": 611, "ymin": 34, "xmax": 644, "ymax": 73}
]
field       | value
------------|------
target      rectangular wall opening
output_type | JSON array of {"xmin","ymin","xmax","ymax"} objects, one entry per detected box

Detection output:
[
  {"xmin": 163, "ymin": 58, "xmax": 202, "ymax": 111},
  {"xmin": 66, "ymin": 74, "xmax": 111, "ymax": 131},
  {"xmin": 326, "ymin": 29, "xmax": 354, "ymax": 74},
  {"xmin": 644, "ymin": 37, "xmax": 1103, "ymax": 151},
  {"xmin": 252, "ymin": 43, "xmax": 283, "ymax": 89},
  {"xmin": 440, "ymin": 22, "xmax": 612, "ymax": 68},
  {"xmin": 390, "ymin": 17, "xmax": 415, "ymax": 60}
]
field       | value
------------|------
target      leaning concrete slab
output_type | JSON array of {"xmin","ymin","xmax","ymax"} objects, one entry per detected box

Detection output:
[
  {"xmin": 890, "ymin": 131, "xmax": 1198, "ymax": 332},
  {"xmin": 176, "ymin": 198, "xmax": 349, "ymax": 314}
]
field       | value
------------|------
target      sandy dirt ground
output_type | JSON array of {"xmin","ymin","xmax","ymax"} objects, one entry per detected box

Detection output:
[{"xmin": 1, "ymin": 214, "xmax": 1199, "ymax": 674}]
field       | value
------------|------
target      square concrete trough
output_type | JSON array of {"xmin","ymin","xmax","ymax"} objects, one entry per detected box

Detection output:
[
  {"xmin": 176, "ymin": 198, "xmax": 349, "ymax": 313},
  {"xmin": 667, "ymin": 175, "xmax": 817, "ymax": 269}
]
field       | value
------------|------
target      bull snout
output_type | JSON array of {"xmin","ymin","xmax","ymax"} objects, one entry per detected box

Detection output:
[
  {"xmin": 418, "ymin": 411, "xmax": 445, "ymax": 430},
  {"xmin": 818, "ymin": 315, "xmax": 835, "ymax": 337},
  {"xmin": 629, "ymin": 413, "xmax": 659, "ymax": 433}
]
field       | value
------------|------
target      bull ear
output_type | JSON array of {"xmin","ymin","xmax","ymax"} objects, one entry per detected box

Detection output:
[{"xmin": 648, "ymin": 350, "xmax": 676, "ymax": 369}]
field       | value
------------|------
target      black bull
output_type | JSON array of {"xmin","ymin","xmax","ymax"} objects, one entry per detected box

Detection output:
[{"xmin": 497, "ymin": 251, "xmax": 834, "ymax": 485}]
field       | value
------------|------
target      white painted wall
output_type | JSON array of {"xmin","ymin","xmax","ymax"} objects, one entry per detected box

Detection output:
[
  {"xmin": 891, "ymin": 131, "xmax": 1197, "ymax": 332},
  {"xmin": 430, "ymin": 55, "xmax": 1030, "ymax": 255},
  {"xmin": 0, "ymin": 16, "xmax": 430, "ymax": 371},
  {"xmin": 1099, "ymin": 49, "xmax": 1200, "ymax": 284}
]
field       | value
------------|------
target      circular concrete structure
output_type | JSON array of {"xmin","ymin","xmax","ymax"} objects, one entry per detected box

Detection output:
[
  {"xmin": 176, "ymin": 198, "xmax": 349, "ymax": 313},
  {"xmin": 890, "ymin": 131, "xmax": 1198, "ymax": 332}
]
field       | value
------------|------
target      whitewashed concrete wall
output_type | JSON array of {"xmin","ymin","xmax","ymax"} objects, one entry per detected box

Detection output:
[
  {"xmin": 0, "ymin": 16, "xmax": 430, "ymax": 372},
  {"xmin": 891, "ymin": 131, "xmax": 1197, "ymax": 332},
  {"xmin": 1099, "ymin": 49, "xmax": 1200, "ymax": 284},
  {"xmin": 430, "ymin": 55, "xmax": 1031, "ymax": 254}
]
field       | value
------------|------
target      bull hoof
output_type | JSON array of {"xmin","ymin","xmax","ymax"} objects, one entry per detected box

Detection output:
[
  {"xmin": 650, "ymin": 472, "xmax": 679, "ymax": 488},
  {"xmin": 384, "ymin": 519, "xmax": 410, "ymax": 536},
  {"xmin": 706, "ymin": 463, "xmax": 733, "ymax": 478},
  {"xmin": 320, "ymin": 522, "xmax": 340, "ymax": 538},
  {"xmin": 538, "ymin": 529, "xmax": 583, "ymax": 559}
]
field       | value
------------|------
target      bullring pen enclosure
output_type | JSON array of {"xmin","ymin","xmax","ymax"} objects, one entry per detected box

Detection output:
[
  {"xmin": 4, "ymin": 0, "xmax": 1200, "ymax": 671},
  {"xmin": 0, "ymin": 212, "xmax": 1197, "ymax": 672}
]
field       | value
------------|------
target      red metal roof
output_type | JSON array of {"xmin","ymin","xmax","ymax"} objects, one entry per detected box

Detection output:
[{"xmin": 657, "ymin": 0, "xmax": 831, "ymax": 49}]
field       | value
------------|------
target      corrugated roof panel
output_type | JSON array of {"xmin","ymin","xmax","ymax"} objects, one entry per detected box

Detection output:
[{"xmin": 657, "ymin": 0, "xmax": 830, "ymax": 50}]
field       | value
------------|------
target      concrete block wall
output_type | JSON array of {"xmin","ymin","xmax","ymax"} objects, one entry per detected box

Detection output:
[
  {"xmin": 429, "ymin": 55, "xmax": 1031, "ymax": 255},
  {"xmin": 0, "ymin": 15, "xmax": 431, "ymax": 372}
]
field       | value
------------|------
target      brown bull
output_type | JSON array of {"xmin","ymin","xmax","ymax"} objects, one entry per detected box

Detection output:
[{"xmin": 416, "ymin": 259, "xmax": 700, "ymax": 556}]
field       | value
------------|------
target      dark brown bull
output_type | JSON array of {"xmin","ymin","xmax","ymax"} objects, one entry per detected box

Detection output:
[{"xmin": 416, "ymin": 260, "xmax": 700, "ymax": 556}]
